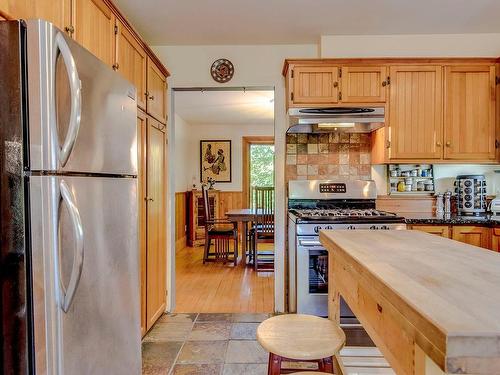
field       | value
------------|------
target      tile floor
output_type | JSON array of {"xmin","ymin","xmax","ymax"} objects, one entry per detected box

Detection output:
[{"xmin": 142, "ymin": 313, "xmax": 395, "ymax": 375}]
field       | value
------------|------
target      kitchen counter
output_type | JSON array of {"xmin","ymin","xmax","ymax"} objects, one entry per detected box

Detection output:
[
  {"xmin": 401, "ymin": 212, "xmax": 499, "ymax": 225},
  {"xmin": 320, "ymin": 230, "xmax": 500, "ymax": 375}
]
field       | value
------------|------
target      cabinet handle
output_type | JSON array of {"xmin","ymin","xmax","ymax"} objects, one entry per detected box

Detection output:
[
  {"xmin": 386, "ymin": 140, "xmax": 391, "ymax": 149},
  {"xmin": 112, "ymin": 63, "xmax": 119, "ymax": 71},
  {"xmin": 144, "ymin": 92, "xmax": 149, "ymax": 97},
  {"xmin": 445, "ymin": 141, "xmax": 451, "ymax": 147},
  {"xmin": 145, "ymin": 197, "xmax": 154, "ymax": 202},
  {"xmin": 436, "ymin": 141, "xmax": 442, "ymax": 147},
  {"xmin": 333, "ymin": 82, "xmax": 338, "ymax": 88},
  {"xmin": 64, "ymin": 25, "xmax": 75, "ymax": 35},
  {"xmin": 149, "ymin": 95, "xmax": 155, "ymax": 100}
]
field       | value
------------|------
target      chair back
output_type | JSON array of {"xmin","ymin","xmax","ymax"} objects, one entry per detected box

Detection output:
[
  {"xmin": 253, "ymin": 186, "xmax": 274, "ymax": 235},
  {"xmin": 201, "ymin": 185, "xmax": 212, "ymax": 224}
]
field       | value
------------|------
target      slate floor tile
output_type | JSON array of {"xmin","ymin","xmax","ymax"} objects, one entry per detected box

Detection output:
[
  {"xmin": 231, "ymin": 313, "xmax": 270, "ymax": 323},
  {"xmin": 177, "ymin": 341, "xmax": 228, "ymax": 364},
  {"xmin": 142, "ymin": 322, "xmax": 193, "ymax": 342},
  {"xmin": 189, "ymin": 322, "xmax": 231, "ymax": 341},
  {"xmin": 142, "ymin": 341, "xmax": 183, "ymax": 375},
  {"xmin": 224, "ymin": 340, "xmax": 268, "ymax": 364},
  {"xmin": 222, "ymin": 363, "xmax": 267, "ymax": 375},
  {"xmin": 171, "ymin": 364, "xmax": 222, "ymax": 375},
  {"xmin": 196, "ymin": 313, "xmax": 233, "ymax": 322},
  {"xmin": 229, "ymin": 323, "xmax": 258, "ymax": 340},
  {"xmin": 158, "ymin": 313, "xmax": 198, "ymax": 324}
]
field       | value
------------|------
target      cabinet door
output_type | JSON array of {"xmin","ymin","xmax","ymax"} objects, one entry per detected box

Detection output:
[
  {"xmin": 291, "ymin": 66, "xmax": 339, "ymax": 105},
  {"xmin": 0, "ymin": 0, "xmax": 72, "ymax": 32},
  {"xmin": 452, "ymin": 226, "xmax": 490, "ymax": 249},
  {"xmin": 341, "ymin": 66, "xmax": 387, "ymax": 103},
  {"xmin": 410, "ymin": 225, "xmax": 450, "ymax": 238},
  {"xmin": 137, "ymin": 110, "xmax": 147, "ymax": 336},
  {"xmin": 146, "ymin": 117, "xmax": 166, "ymax": 330},
  {"xmin": 389, "ymin": 66, "xmax": 443, "ymax": 160},
  {"xmin": 116, "ymin": 20, "xmax": 147, "ymax": 110},
  {"xmin": 74, "ymin": 0, "xmax": 115, "ymax": 66},
  {"xmin": 491, "ymin": 227, "xmax": 500, "ymax": 252},
  {"xmin": 444, "ymin": 65, "xmax": 496, "ymax": 160},
  {"xmin": 147, "ymin": 57, "xmax": 167, "ymax": 123}
]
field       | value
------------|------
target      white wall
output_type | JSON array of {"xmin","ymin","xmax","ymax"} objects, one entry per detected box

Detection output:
[
  {"xmin": 320, "ymin": 34, "xmax": 500, "ymax": 57},
  {"xmin": 155, "ymin": 43, "xmax": 319, "ymax": 313},
  {"xmin": 174, "ymin": 119, "xmax": 274, "ymax": 192}
]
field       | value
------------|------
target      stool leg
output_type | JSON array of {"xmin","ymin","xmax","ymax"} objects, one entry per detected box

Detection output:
[
  {"xmin": 267, "ymin": 353, "xmax": 282, "ymax": 375},
  {"xmin": 319, "ymin": 356, "xmax": 334, "ymax": 373}
]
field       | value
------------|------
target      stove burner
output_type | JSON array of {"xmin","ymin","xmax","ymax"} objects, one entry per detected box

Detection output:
[{"xmin": 292, "ymin": 208, "xmax": 397, "ymax": 219}]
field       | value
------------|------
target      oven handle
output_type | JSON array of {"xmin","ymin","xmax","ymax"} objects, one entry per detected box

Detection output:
[{"xmin": 298, "ymin": 239, "xmax": 323, "ymax": 247}]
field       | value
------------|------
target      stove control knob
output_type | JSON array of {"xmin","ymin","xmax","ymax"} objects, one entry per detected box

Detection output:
[
  {"xmin": 370, "ymin": 225, "xmax": 377, "ymax": 230},
  {"xmin": 347, "ymin": 225, "xmax": 355, "ymax": 230},
  {"xmin": 326, "ymin": 225, "xmax": 333, "ymax": 230},
  {"xmin": 381, "ymin": 225, "xmax": 389, "ymax": 230},
  {"xmin": 314, "ymin": 226, "xmax": 321, "ymax": 233}
]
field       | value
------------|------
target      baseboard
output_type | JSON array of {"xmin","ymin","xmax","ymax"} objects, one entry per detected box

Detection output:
[{"xmin": 175, "ymin": 236, "xmax": 187, "ymax": 250}]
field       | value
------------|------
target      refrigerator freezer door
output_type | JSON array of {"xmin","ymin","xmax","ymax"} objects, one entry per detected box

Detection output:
[
  {"xmin": 30, "ymin": 175, "xmax": 140, "ymax": 375},
  {"xmin": 26, "ymin": 20, "xmax": 137, "ymax": 175}
]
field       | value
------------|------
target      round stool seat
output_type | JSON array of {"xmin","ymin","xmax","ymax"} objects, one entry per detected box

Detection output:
[{"xmin": 256, "ymin": 314, "xmax": 345, "ymax": 361}]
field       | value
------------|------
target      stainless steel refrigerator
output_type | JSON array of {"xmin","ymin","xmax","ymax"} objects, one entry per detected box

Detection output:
[{"xmin": 0, "ymin": 19, "xmax": 141, "ymax": 374}]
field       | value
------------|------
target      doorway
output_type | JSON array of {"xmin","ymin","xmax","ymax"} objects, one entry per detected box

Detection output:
[{"xmin": 171, "ymin": 87, "xmax": 275, "ymax": 313}]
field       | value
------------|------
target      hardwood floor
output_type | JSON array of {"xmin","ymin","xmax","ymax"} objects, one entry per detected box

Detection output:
[{"xmin": 174, "ymin": 245, "xmax": 274, "ymax": 313}]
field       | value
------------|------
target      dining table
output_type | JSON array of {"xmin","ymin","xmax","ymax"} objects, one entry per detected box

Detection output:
[{"xmin": 225, "ymin": 208, "xmax": 265, "ymax": 264}]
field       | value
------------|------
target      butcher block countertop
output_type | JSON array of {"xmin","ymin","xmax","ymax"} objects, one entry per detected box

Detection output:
[{"xmin": 319, "ymin": 230, "xmax": 500, "ymax": 375}]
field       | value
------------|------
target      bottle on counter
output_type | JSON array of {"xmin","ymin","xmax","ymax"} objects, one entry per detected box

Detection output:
[
  {"xmin": 436, "ymin": 193, "xmax": 444, "ymax": 214},
  {"xmin": 444, "ymin": 190, "xmax": 452, "ymax": 214}
]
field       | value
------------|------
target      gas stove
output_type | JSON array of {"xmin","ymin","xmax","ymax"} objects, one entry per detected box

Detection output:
[{"xmin": 288, "ymin": 179, "xmax": 406, "ymax": 319}]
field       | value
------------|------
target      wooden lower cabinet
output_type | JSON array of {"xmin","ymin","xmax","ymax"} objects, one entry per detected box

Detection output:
[
  {"xmin": 146, "ymin": 116, "xmax": 167, "ymax": 331},
  {"xmin": 451, "ymin": 225, "xmax": 491, "ymax": 249},
  {"xmin": 489, "ymin": 227, "xmax": 500, "ymax": 252},
  {"xmin": 409, "ymin": 225, "xmax": 450, "ymax": 238}
]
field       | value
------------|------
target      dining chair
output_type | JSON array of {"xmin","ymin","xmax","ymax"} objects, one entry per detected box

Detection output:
[
  {"xmin": 202, "ymin": 185, "xmax": 238, "ymax": 265},
  {"xmin": 251, "ymin": 186, "xmax": 275, "ymax": 272}
]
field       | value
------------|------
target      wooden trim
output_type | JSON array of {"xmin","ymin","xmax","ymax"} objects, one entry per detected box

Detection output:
[
  {"xmin": 283, "ymin": 57, "xmax": 500, "ymax": 76},
  {"xmin": 242, "ymin": 136, "xmax": 274, "ymax": 206},
  {"xmin": 0, "ymin": 8, "xmax": 14, "ymax": 20}
]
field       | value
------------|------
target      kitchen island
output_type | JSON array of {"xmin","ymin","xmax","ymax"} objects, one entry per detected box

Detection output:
[{"xmin": 320, "ymin": 230, "xmax": 500, "ymax": 375}]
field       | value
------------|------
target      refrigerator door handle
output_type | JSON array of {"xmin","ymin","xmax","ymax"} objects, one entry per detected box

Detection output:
[
  {"xmin": 58, "ymin": 180, "xmax": 84, "ymax": 313},
  {"xmin": 54, "ymin": 32, "xmax": 82, "ymax": 167}
]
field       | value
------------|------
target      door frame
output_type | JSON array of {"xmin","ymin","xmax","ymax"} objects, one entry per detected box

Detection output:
[
  {"xmin": 242, "ymin": 136, "xmax": 275, "ymax": 206},
  {"xmin": 167, "ymin": 86, "xmax": 284, "ymax": 314}
]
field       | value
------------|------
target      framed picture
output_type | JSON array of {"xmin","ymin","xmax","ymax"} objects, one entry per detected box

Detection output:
[{"xmin": 200, "ymin": 140, "xmax": 232, "ymax": 183}]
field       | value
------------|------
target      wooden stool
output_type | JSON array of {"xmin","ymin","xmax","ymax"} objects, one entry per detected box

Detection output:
[{"xmin": 256, "ymin": 314, "xmax": 346, "ymax": 375}]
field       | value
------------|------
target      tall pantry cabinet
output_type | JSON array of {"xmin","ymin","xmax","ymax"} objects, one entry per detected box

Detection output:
[{"xmin": 0, "ymin": 0, "xmax": 170, "ymax": 336}]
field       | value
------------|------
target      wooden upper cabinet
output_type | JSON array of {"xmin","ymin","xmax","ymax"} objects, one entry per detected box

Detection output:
[
  {"xmin": 146, "ymin": 116, "xmax": 166, "ymax": 330},
  {"xmin": 444, "ymin": 65, "xmax": 496, "ymax": 161},
  {"xmin": 147, "ymin": 56, "xmax": 167, "ymax": 123},
  {"xmin": 0, "ymin": 0, "xmax": 72, "ymax": 32},
  {"xmin": 116, "ymin": 19, "xmax": 147, "ymax": 110},
  {"xmin": 389, "ymin": 65, "xmax": 443, "ymax": 160},
  {"xmin": 452, "ymin": 226, "xmax": 491, "ymax": 249},
  {"xmin": 290, "ymin": 66, "xmax": 339, "ymax": 105},
  {"xmin": 74, "ymin": 0, "xmax": 115, "ymax": 67},
  {"xmin": 341, "ymin": 66, "xmax": 387, "ymax": 103}
]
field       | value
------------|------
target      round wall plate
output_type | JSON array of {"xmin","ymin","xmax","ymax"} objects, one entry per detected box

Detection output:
[{"xmin": 210, "ymin": 59, "xmax": 234, "ymax": 83}]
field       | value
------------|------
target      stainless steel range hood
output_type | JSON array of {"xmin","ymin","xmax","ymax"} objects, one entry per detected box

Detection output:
[{"xmin": 288, "ymin": 107, "xmax": 385, "ymax": 133}]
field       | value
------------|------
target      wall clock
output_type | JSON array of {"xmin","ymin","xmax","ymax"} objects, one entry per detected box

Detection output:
[{"xmin": 210, "ymin": 59, "xmax": 234, "ymax": 83}]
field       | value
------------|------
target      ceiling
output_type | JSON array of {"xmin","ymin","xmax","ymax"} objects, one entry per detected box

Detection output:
[
  {"xmin": 174, "ymin": 90, "xmax": 274, "ymax": 126},
  {"xmin": 114, "ymin": 0, "xmax": 500, "ymax": 45}
]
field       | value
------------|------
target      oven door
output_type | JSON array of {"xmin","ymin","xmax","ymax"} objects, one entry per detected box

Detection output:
[{"xmin": 296, "ymin": 236, "xmax": 357, "ymax": 320}]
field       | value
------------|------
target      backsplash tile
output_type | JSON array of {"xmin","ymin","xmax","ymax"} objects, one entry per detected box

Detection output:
[{"xmin": 285, "ymin": 133, "xmax": 371, "ymax": 183}]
